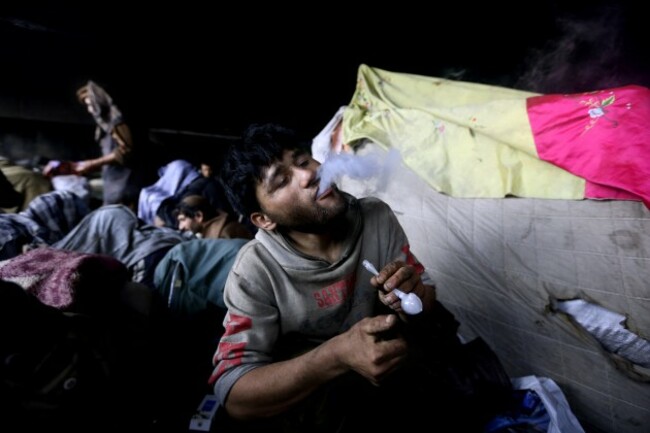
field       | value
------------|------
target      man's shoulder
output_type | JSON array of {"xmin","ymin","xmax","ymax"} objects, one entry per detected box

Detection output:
[
  {"xmin": 228, "ymin": 238, "xmax": 287, "ymax": 286},
  {"xmin": 358, "ymin": 195, "xmax": 392, "ymax": 214},
  {"xmin": 231, "ymin": 238, "xmax": 274, "ymax": 268},
  {"xmin": 234, "ymin": 237, "xmax": 264, "ymax": 257}
]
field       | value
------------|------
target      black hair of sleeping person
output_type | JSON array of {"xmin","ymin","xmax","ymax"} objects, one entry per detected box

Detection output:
[
  {"xmin": 219, "ymin": 123, "xmax": 311, "ymax": 218},
  {"xmin": 316, "ymin": 147, "xmax": 403, "ymax": 198},
  {"xmin": 174, "ymin": 195, "xmax": 218, "ymax": 220}
]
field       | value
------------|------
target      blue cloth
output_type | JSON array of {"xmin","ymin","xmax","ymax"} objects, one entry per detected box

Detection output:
[
  {"xmin": 137, "ymin": 159, "xmax": 200, "ymax": 225},
  {"xmin": 484, "ymin": 389, "xmax": 550, "ymax": 433},
  {"xmin": 20, "ymin": 190, "xmax": 90, "ymax": 244},
  {"xmin": 53, "ymin": 205, "xmax": 185, "ymax": 269},
  {"xmin": 153, "ymin": 238, "xmax": 248, "ymax": 314},
  {"xmin": 0, "ymin": 190, "xmax": 90, "ymax": 260},
  {"xmin": 0, "ymin": 214, "xmax": 42, "ymax": 260}
]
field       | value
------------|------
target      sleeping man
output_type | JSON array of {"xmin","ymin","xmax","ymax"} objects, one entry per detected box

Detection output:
[
  {"xmin": 210, "ymin": 123, "xmax": 512, "ymax": 432},
  {"xmin": 175, "ymin": 194, "xmax": 253, "ymax": 240}
]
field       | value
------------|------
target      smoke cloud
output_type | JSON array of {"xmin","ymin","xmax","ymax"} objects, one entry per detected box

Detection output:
[
  {"xmin": 317, "ymin": 148, "xmax": 403, "ymax": 197},
  {"xmin": 516, "ymin": 5, "xmax": 627, "ymax": 93}
]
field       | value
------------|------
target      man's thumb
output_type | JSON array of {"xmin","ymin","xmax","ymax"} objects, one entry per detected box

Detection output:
[{"xmin": 366, "ymin": 314, "xmax": 397, "ymax": 334}]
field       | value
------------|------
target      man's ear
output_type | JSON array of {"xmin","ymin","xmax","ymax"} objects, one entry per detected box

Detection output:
[
  {"xmin": 195, "ymin": 210, "xmax": 204, "ymax": 223},
  {"xmin": 250, "ymin": 211, "xmax": 276, "ymax": 231}
]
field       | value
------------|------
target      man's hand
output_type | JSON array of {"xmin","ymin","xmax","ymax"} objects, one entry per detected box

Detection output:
[
  {"xmin": 370, "ymin": 260, "xmax": 434, "ymax": 315},
  {"xmin": 42, "ymin": 160, "xmax": 73, "ymax": 177},
  {"xmin": 335, "ymin": 314, "xmax": 407, "ymax": 385},
  {"xmin": 224, "ymin": 314, "xmax": 408, "ymax": 419},
  {"xmin": 72, "ymin": 160, "xmax": 95, "ymax": 175}
]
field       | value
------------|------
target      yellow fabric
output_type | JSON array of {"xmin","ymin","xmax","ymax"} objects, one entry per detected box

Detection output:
[
  {"xmin": 342, "ymin": 64, "xmax": 586, "ymax": 199},
  {"xmin": 0, "ymin": 160, "xmax": 52, "ymax": 212}
]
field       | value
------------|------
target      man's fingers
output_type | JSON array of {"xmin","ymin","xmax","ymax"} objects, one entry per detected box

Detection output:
[
  {"xmin": 363, "ymin": 314, "xmax": 397, "ymax": 334},
  {"xmin": 374, "ymin": 261, "xmax": 415, "ymax": 291}
]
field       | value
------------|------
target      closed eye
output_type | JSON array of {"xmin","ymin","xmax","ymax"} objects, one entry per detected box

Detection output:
[{"xmin": 292, "ymin": 149, "xmax": 311, "ymax": 168}]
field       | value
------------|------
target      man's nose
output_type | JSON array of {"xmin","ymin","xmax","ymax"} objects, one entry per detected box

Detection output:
[{"xmin": 296, "ymin": 165, "xmax": 318, "ymax": 188}]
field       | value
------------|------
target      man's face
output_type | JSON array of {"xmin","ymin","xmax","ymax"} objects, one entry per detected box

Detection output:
[
  {"xmin": 255, "ymin": 149, "xmax": 347, "ymax": 233},
  {"xmin": 200, "ymin": 164, "xmax": 213, "ymax": 178},
  {"xmin": 177, "ymin": 213, "xmax": 203, "ymax": 234}
]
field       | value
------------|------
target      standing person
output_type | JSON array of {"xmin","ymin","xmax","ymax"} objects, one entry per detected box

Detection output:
[
  {"xmin": 210, "ymin": 123, "xmax": 511, "ymax": 432},
  {"xmin": 45, "ymin": 81, "xmax": 152, "ymax": 208}
]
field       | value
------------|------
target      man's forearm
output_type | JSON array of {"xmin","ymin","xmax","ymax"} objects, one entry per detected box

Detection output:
[
  {"xmin": 225, "ymin": 336, "xmax": 347, "ymax": 420},
  {"xmin": 94, "ymin": 152, "xmax": 118, "ymax": 168},
  {"xmin": 84, "ymin": 153, "xmax": 116, "ymax": 173},
  {"xmin": 224, "ymin": 314, "xmax": 406, "ymax": 420}
]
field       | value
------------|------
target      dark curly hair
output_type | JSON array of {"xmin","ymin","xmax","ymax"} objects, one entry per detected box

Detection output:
[{"xmin": 219, "ymin": 123, "xmax": 310, "ymax": 218}]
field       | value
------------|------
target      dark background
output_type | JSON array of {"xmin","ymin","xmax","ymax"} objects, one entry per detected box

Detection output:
[
  {"xmin": 1, "ymin": 1, "xmax": 648, "ymax": 160},
  {"xmin": 0, "ymin": 3, "xmax": 647, "ymax": 430}
]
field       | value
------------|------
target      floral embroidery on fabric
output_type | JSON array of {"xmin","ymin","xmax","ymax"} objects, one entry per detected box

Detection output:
[{"xmin": 580, "ymin": 91, "xmax": 620, "ymax": 134}]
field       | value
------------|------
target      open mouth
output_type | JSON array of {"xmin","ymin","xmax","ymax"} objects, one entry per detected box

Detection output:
[
  {"xmin": 313, "ymin": 177, "xmax": 330, "ymax": 200},
  {"xmin": 314, "ymin": 178, "xmax": 335, "ymax": 200},
  {"xmin": 316, "ymin": 186, "xmax": 332, "ymax": 200}
]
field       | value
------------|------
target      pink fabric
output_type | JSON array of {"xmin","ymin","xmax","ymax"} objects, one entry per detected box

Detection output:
[
  {"xmin": 527, "ymin": 85, "xmax": 650, "ymax": 206},
  {"xmin": 0, "ymin": 247, "xmax": 126, "ymax": 309}
]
